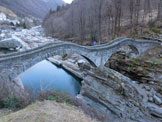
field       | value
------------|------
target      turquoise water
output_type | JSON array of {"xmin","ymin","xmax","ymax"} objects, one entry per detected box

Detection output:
[{"xmin": 20, "ymin": 60, "xmax": 81, "ymax": 96}]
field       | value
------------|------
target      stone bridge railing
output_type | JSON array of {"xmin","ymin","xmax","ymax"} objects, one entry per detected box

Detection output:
[{"xmin": 0, "ymin": 38, "xmax": 161, "ymax": 82}]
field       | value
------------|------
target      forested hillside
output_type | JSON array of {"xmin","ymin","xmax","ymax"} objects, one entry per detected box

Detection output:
[
  {"xmin": 0, "ymin": 0, "xmax": 65, "ymax": 18},
  {"xmin": 43, "ymin": 0, "xmax": 162, "ymax": 44}
]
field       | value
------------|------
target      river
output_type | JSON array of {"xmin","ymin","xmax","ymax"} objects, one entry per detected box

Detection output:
[{"xmin": 20, "ymin": 60, "xmax": 81, "ymax": 97}]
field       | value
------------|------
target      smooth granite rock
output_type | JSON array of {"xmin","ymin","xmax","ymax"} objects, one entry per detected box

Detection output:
[{"xmin": 0, "ymin": 38, "xmax": 22, "ymax": 50}]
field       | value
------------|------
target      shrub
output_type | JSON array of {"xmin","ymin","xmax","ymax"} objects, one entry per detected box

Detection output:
[
  {"xmin": 64, "ymin": 34, "xmax": 71, "ymax": 39},
  {"xmin": 1, "ymin": 97, "xmax": 20, "ymax": 108},
  {"xmin": 152, "ymin": 28, "xmax": 161, "ymax": 34},
  {"xmin": 39, "ymin": 90, "xmax": 75, "ymax": 106},
  {"xmin": 148, "ymin": 21, "xmax": 155, "ymax": 29},
  {"xmin": 62, "ymin": 53, "xmax": 68, "ymax": 60},
  {"xmin": 0, "ymin": 96, "xmax": 30, "ymax": 109},
  {"xmin": 143, "ymin": 30, "xmax": 150, "ymax": 35},
  {"xmin": 130, "ymin": 31, "xmax": 138, "ymax": 38},
  {"xmin": 23, "ymin": 23, "xmax": 27, "ymax": 29}
]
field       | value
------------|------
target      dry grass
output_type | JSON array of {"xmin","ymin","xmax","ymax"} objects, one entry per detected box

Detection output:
[
  {"xmin": 0, "ymin": 109, "xmax": 12, "ymax": 118},
  {"xmin": 0, "ymin": 100, "xmax": 97, "ymax": 122},
  {"xmin": 0, "ymin": 6, "xmax": 17, "ymax": 18}
]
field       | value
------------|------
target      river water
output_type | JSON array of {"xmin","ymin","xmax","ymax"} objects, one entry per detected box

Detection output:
[{"xmin": 20, "ymin": 60, "xmax": 81, "ymax": 97}]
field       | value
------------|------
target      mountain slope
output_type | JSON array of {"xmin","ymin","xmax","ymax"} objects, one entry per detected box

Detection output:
[
  {"xmin": 0, "ymin": 5, "xmax": 17, "ymax": 18},
  {"xmin": 0, "ymin": 0, "xmax": 65, "ymax": 18},
  {"xmin": 43, "ymin": 0, "xmax": 160, "ymax": 43}
]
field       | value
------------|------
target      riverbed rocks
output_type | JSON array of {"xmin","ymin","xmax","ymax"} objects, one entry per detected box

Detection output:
[
  {"xmin": 0, "ymin": 12, "xmax": 20, "ymax": 27},
  {"xmin": 23, "ymin": 17, "xmax": 40, "ymax": 29},
  {"xmin": 0, "ymin": 25, "xmax": 57, "ymax": 54},
  {"xmin": 146, "ymin": 103, "xmax": 162, "ymax": 120},
  {"xmin": 0, "ymin": 13, "xmax": 57, "ymax": 55}
]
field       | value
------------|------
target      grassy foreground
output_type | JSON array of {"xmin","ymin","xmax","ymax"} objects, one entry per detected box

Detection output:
[{"xmin": 0, "ymin": 100, "xmax": 96, "ymax": 122}]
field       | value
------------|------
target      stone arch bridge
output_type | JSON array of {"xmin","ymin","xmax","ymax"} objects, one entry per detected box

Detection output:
[{"xmin": 0, "ymin": 38, "xmax": 161, "ymax": 82}]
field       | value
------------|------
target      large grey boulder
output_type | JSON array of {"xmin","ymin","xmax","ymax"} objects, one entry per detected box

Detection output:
[
  {"xmin": 11, "ymin": 77, "xmax": 27, "ymax": 98},
  {"xmin": 0, "ymin": 77, "xmax": 27, "ymax": 100},
  {"xmin": 0, "ymin": 38, "xmax": 22, "ymax": 50}
]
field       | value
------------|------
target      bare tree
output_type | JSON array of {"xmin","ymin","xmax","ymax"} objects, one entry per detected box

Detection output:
[
  {"xmin": 129, "ymin": 0, "xmax": 135, "ymax": 30},
  {"xmin": 113, "ymin": 0, "xmax": 122, "ymax": 37},
  {"xmin": 69, "ymin": 6, "xmax": 75, "ymax": 37},
  {"xmin": 106, "ymin": 4, "xmax": 113, "ymax": 38},
  {"xmin": 157, "ymin": 0, "xmax": 162, "ymax": 19},
  {"xmin": 77, "ymin": 4, "xmax": 86, "ymax": 42},
  {"xmin": 134, "ymin": 0, "xmax": 141, "ymax": 32},
  {"xmin": 98, "ymin": 0, "xmax": 104, "ymax": 44},
  {"xmin": 144, "ymin": 0, "xmax": 152, "ymax": 21},
  {"xmin": 89, "ymin": 0, "xmax": 104, "ymax": 44},
  {"xmin": 88, "ymin": 11, "xmax": 97, "ymax": 42},
  {"xmin": 43, "ymin": 0, "xmax": 160, "ymax": 44}
]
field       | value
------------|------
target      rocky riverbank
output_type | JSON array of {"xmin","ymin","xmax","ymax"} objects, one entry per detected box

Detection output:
[
  {"xmin": 109, "ymin": 47, "xmax": 162, "ymax": 103},
  {"xmin": 47, "ymin": 48, "xmax": 162, "ymax": 122},
  {"xmin": 47, "ymin": 54, "xmax": 90, "ymax": 79}
]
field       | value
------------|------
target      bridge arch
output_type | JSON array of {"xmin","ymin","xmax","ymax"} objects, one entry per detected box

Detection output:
[
  {"xmin": 127, "ymin": 45, "xmax": 139, "ymax": 54},
  {"xmin": 81, "ymin": 55, "xmax": 97, "ymax": 67},
  {"xmin": 111, "ymin": 44, "xmax": 139, "ymax": 58},
  {"xmin": 16, "ymin": 53, "xmax": 97, "ymax": 79}
]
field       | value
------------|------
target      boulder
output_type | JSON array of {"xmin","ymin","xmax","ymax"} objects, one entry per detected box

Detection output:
[
  {"xmin": 23, "ymin": 17, "xmax": 35, "ymax": 29},
  {"xmin": 9, "ymin": 19, "xmax": 20, "ymax": 26},
  {"xmin": 153, "ymin": 95, "xmax": 162, "ymax": 105},
  {"xmin": 0, "ymin": 13, "xmax": 6, "ymax": 21},
  {"xmin": 0, "ymin": 38, "xmax": 22, "ymax": 50},
  {"xmin": 11, "ymin": 77, "xmax": 27, "ymax": 98},
  {"xmin": 147, "ymin": 103, "xmax": 162, "ymax": 119},
  {"xmin": 0, "ymin": 77, "xmax": 27, "ymax": 100},
  {"xmin": 0, "ymin": 20, "xmax": 10, "ymax": 25},
  {"xmin": 77, "ymin": 60, "xmax": 91, "ymax": 70}
]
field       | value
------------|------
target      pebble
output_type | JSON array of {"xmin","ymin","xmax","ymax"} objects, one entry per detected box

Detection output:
[
  {"xmin": 153, "ymin": 95, "xmax": 162, "ymax": 105},
  {"xmin": 148, "ymin": 97, "xmax": 154, "ymax": 102}
]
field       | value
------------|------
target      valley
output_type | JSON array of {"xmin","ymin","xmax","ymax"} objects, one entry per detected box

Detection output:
[{"xmin": 0, "ymin": 0, "xmax": 162, "ymax": 122}]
